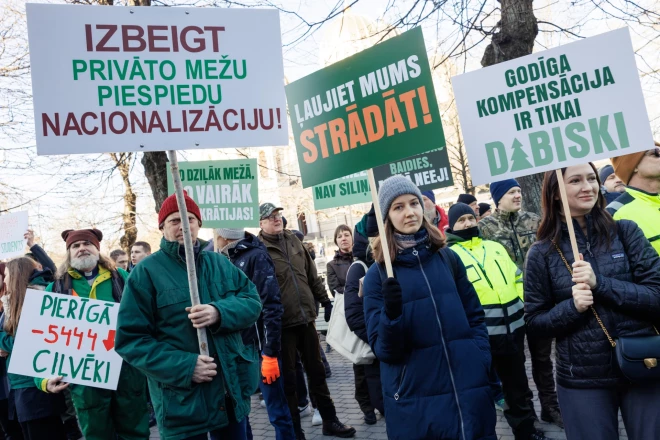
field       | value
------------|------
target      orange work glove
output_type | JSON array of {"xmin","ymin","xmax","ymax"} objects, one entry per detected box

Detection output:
[{"xmin": 262, "ymin": 355, "xmax": 280, "ymax": 384}]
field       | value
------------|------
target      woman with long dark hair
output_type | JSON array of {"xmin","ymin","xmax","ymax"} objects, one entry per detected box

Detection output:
[
  {"xmin": 362, "ymin": 176, "xmax": 496, "ymax": 440},
  {"xmin": 326, "ymin": 225, "xmax": 353, "ymax": 296},
  {"xmin": 525, "ymin": 163, "xmax": 660, "ymax": 439},
  {"xmin": 0, "ymin": 258, "xmax": 68, "ymax": 440}
]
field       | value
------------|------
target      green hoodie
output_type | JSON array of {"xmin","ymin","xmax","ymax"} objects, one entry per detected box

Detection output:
[{"xmin": 115, "ymin": 238, "xmax": 262, "ymax": 440}]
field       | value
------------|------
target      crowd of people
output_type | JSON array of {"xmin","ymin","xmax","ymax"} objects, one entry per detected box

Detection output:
[{"xmin": 0, "ymin": 146, "xmax": 659, "ymax": 440}]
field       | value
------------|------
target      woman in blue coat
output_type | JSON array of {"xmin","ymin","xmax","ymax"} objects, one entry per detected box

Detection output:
[{"xmin": 363, "ymin": 176, "xmax": 496, "ymax": 440}]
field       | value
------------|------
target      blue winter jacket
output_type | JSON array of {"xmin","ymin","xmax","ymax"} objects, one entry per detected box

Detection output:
[
  {"xmin": 363, "ymin": 237, "xmax": 496, "ymax": 440},
  {"xmin": 226, "ymin": 233, "xmax": 284, "ymax": 358}
]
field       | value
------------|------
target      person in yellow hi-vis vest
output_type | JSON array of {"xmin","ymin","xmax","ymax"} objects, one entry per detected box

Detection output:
[
  {"xmin": 608, "ymin": 141, "xmax": 660, "ymax": 255},
  {"xmin": 44, "ymin": 229, "xmax": 149, "ymax": 440},
  {"xmin": 446, "ymin": 203, "xmax": 549, "ymax": 440}
]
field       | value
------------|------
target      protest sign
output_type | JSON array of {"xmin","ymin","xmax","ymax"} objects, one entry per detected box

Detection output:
[
  {"xmin": 373, "ymin": 149, "xmax": 453, "ymax": 192},
  {"xmin": 26, "ymin": 4, "xmax": 288, "ymax": 155},
  {"xmin": 286, "ymin": 27, "xmax": 446, "ymax": 188},
  {"xmin": 452, "ymin": 27, "xmax": 653, "ymax": 186},
  {"xmin": 312, "ymin": 171, "xmax": 370, "ymax": 210},
  {"xmin": 9, "ymin": 289, "xmax": 123, "ymax": 390},
  {"xmin": 167, "ymin": 159, "xmax": 259, "ymax": 228},
  {"xmin": 0, "ymin": 211, "xmax": 28, "ymax": 260}
]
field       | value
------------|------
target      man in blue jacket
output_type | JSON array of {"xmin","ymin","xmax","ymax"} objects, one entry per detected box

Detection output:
[{"xmin": 216, "ymin": 228, "xmax": 295, "ymax": 440}]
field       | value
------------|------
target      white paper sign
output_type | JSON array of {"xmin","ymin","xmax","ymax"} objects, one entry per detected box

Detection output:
[
  {"xmin": 27, "ymin": 4, "xmax": 288, "ymax": 155},
  {"xmin": 0, "ymin": 212, "xmax": 28, "ymax": 260},
  {"xmin": 452, "ymin": 28, "xmax": 654, "ymax": 186},
  {"xmin": 9, "ymin": 289, "xmax": 123, "ymax": 390}
]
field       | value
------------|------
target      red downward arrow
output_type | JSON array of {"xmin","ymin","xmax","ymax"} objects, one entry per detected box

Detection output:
[{"xmin": 102, "ymin": 330, "xmax": 116, "ymax": 351}]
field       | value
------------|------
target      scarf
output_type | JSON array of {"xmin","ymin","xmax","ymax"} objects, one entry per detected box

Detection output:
[
  {"xmin": 452, "ymin": 226, "xmax": 480, "ymax": 242},
  {"xmin": 394, "ymin": 228, "xmax": 429, "ymax": 251}
]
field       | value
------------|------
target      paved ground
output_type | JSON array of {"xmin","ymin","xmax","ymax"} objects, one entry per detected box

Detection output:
[{"xmin": 149, "ymin": 337, "xmax": 630, "ymax": 440}]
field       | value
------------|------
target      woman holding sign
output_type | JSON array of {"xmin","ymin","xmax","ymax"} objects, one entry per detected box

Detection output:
[
  {"xmin": 362, "ymin": 176, "xmax": 496, "ymax": 440},
  {"xmin": 524, "ymin": 163, "xmax": 660, "ymax": 439},
  {"xmin": 0, "ymin": 257, "xmax": 68, "ymax": 440}
]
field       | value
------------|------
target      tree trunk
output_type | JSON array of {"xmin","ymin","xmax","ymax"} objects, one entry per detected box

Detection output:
[
  {"xmin": 481, "ymin": 0, "xmax": 544, "ymax": 215},
  {"xmin": 110, "ymin": 153, "xmax": 138, "ymax": 253},
  {"xmin": 142, "ymin": 151, "xmax": 169, "ymax": 212}
]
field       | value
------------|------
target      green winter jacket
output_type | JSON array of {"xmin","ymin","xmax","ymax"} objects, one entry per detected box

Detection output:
[
  {"xmin": 607, "ymin": 187, "xmax": 660, "ymax": 255},
  {"xmin": 115, "ymin": 238, "xmax": 262, "ymax": 440},
  {"xmin": 446, "ymin": 232, "xmax": 526, "ymax": 355}
]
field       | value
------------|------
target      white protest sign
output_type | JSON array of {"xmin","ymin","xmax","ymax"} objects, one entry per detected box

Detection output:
[
  {"xmin": 9, "ymin": 289, "xmax": 123, "ymax": 390},
  {"xmin": 0, "ymin": 212, "xmax": 28, "ymax": 260},
  {"xmin": 26, "ymin": 4, "xmax": 288, "ymax": 155},
  {"xmin": 452, "ymin": 28, "xmax": 654, "ymax": 186}
]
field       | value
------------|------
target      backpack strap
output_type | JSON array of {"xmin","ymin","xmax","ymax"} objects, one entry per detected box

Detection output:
[
  {"xmin": 53, "ymin": 273, "xmax": 73, "ymax": 296},
  {"xmin": 438, "ymin": 246, "xmax": 458, "ymax": 278},
  {"xmin": 110, "ymin": 270, "xmax": 125, "ymax": 303}
]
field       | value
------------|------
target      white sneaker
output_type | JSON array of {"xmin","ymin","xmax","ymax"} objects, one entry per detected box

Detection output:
[
  {"xmin": 298, "ymin": 404, "xmax": 312, "ymax": 418},
  {"xmin": 312, "ymin": 409, "xmax": 323, "ymax": 426},
  {"xmin": 260, "ymin": 400, "xmax": 266, "ymax": 408}
]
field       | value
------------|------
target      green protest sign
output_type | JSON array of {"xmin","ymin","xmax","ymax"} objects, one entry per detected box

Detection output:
[
  {"xmin": 312, "ymin": 171, "xmax": 371, "ymax": 210},
  {"xmin": 373, "ymin": 149, "xmax": 453, "ymax": 192},
  {"xmin": 167, "ymin": 159, "xmax": 259, "ymax": 228},
  {"xmin": 452, "ymin": 28, "xmax": 654, "ymax": 185},
  {"xmin": 286, "ymin": 27, "xmax": 445, "ymax": 188}
]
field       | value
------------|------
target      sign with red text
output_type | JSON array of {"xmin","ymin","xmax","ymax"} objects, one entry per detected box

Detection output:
[
  {"xmin": 452, "ymin": 28, "xmax": 653, "ymax": 185},
  {"xmin": 285, "ymin": 27, "xmax": 445, "ymax": 188},
  {"xmin": 0, "ymin": 211, "xmax": 28, "ymax": 260},
  {"xmin": 26, "ymin": 4, "xmax": 288, "ymax": 155},
  {"xmin": 9, "ymin": 290, "xmax": 123, "ymax": 390}
]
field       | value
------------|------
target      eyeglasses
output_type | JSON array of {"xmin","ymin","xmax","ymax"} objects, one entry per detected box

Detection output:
[
  {"xmin": 645, "ymin": 147, "xmax": 660, "ymax": 158},
  {"xmin": 265, "ymin": 213, "xmax": 283, "ymax": 221}
]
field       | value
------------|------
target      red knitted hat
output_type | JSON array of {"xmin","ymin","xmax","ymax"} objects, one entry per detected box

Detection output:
[
  {"xmin": 61, "ymin": 229, "xmax": 103, "ymax": 250},
  {"xmin": 158, "ymin": 191, "xmax": 202, "ymax": 227}
]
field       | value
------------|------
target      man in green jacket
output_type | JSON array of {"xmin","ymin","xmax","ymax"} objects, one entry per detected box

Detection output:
[
  {"xmin": 446, "ymin": 204, "xmax": 549, "ymax": 440},
  {"xmin": 45, "ymin": 228, "xmax": 149, "ymax": 440},
  {"xmin": 115, "ymin": 192, "xmax": 262, "ymax": 440},
  {"xmin": 608, "ymin": 142, "xmax": 660, "ymax": 255}
]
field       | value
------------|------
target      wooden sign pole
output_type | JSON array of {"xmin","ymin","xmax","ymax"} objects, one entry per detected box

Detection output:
[
  {"xmin": 167, "ymin": 150, "xmax": 210, "ymax": 357},
  {"xmin": 555, "ymin": 169, "xmax": 580, "ymax": 260},
  {"xmin": 367, "ymin": 169, "xmax": 394, "ymax": 277}
]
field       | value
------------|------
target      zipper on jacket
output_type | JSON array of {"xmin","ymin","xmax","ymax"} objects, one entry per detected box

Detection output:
[
  {"xmin": 394, "ymin": 365, "xmax": 407, "ymax": 401},
  {"xmin": 413, "ymin": 249, "xmax": 466, "ymax": 440},
  {"xmin": 494, "ymin": 261, "xmax": 508, "ymax": 285},
  {"xmin": 509, "ymin": 217, "xmax": 523, "ymax": 264}
]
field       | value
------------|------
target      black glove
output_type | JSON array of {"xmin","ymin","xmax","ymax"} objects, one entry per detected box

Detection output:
[
  {"xmin": 382, "ymin": 278, "xmax": 403, "ymax": 320},
  {"xmin": 323, "ymin": 301, "xmax": 333, "ymax": 322}
]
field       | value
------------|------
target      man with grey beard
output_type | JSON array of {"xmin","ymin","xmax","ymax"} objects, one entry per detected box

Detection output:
[{"xmin": 44, "ymin": 228, "xmax": 150, "ymax": 440}]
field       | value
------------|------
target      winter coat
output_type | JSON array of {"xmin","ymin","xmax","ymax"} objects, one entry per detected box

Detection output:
[
  {"xmin": 344, "ymin": 233, "xmax": 370, "ymax": 343},
  {"xmin": 225, "ymin": 232, "xmax": 284, "ymax": 358},
  {"xmin": 524, "ymin": 218, "xmax": 660, "ymax": 389},
  {"xmin": 479, "ymin": 209, "xmax": 540, "ymax": 270},
  {"xmin": 363, "ymin": 234, "xmax": 496, "ymax": 440},
  {"xmin": 446, "ymin": 232, "xmax": 525, "ymax": 356},
  {"xmin": 603, "ymin": 190, "xmax": 621, "ymax": 205},
  {"xmin": 607, "ymin": 186, "xmax": 660, "ymax": 255},
  {"xmin": 27, "ymin": 244, "xmax": 56, "ymax": 287},
  {"xmin": 258, "ymin": 230, "xmax": 329, "ymax": 328},
  {"xmin": 115, "ymin": 238, "xmax": 262, "ymax": 440},
  {"xmin": 326, "ymin": 251, "xmax": 353, "ymax": 295}
]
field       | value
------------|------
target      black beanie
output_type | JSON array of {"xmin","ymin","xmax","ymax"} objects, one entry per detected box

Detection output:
[
  {"xmin": 457, "ymin": 193, "xmax": 477, "ymax": 205},
  {"xmin": 478, "ymin": 203, "xmax": 491, "ymax": 217},
  {"xmin": 448, "ymin": 203, "xmax": 477, "ymax": 230}
]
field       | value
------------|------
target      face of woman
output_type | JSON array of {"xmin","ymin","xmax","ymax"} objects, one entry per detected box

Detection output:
[
  {"xmin": 388, "ymin": 195, "xmax": 424, "ymax": 234},
  {"xmin": 563, "ymin": 164, "xmax": 600, "ymax": 216},
  {"xmin": 336, "ymin": 231, "xmax": 353, "ymax": 252}
]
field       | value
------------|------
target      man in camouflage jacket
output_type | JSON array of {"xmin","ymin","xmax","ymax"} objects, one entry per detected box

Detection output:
[{"xmin": 479, "ymin": 179, "xmax": 564, "ymax": 429}]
